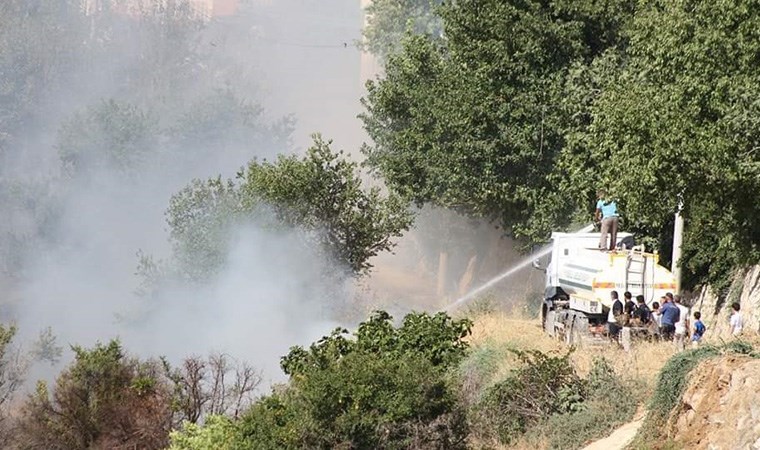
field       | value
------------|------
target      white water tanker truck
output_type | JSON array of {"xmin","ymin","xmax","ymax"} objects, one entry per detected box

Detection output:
[{"xmin": 534, "ymin": 230, "xmax": 677, "ymax": 345}]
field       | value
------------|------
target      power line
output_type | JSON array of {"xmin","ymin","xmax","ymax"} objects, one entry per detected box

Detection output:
[{"xmin": 255, "ymin": 36, "xmax": 359, "ymax": 49}]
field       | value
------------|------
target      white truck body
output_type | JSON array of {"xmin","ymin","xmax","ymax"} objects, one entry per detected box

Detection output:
[{"xmin": 539, "ymin": 231, "xmax": 677, "ymax": 343}]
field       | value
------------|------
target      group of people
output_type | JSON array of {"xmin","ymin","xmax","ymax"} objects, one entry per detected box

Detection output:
[{"xmin": 606, "ymin": 290, "xmax": 743, "ymax": 350}]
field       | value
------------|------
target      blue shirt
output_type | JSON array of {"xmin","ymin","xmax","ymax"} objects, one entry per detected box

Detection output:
[
  {"xmin": 692, "ymin": 320, "xmax": 706, "ymax": 341},
  {"xmin": 660, "ymin": 302, "xmax": 680, "ymax": 326},
  {"xmin": 596, "ymin": 199, "xmax": 618, "ymax": 218}
]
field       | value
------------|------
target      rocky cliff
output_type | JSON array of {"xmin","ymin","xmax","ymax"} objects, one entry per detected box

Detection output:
[
  {"xmin": 691, "ymin": 266, "xmax": 760, "ymax": 339},
  {"xmin": 667, "ymin": 355, "xmax": 760, "ymax": 449}
]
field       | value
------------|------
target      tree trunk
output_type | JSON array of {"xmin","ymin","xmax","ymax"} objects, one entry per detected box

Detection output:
[
  {"xmin": 457, "ymin": 255, "xmax": 478, "ymax": 297},
  {"xmin": 436, "ymin": 251, "xmax": 448, "ymax": 299}
]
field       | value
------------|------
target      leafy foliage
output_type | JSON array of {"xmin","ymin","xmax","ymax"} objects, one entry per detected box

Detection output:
[
  {"xmin": 15, "ymin": 341, "xmax": 261, "ymax": 450},
  {"xmin": 362, "ymin": 0, "xmax": 760, "ymax": 290},
  {"xmin": 572, "ymin": 0, "xmax": 760, "ymax": 292},
  {"xmin": 57, "ymin": 99, "xmax": 159, "ymax": 176},
  {"xmin": 468, "ymin": 352, "xmax": 639, "ymax": 448},
  {"xmin": 168, "ymin": 415, "xmax": 238, "ymax": 450},
  {"xmin": 230, "ymin": 311, "xmax": 472, "ymax": 449},
  {"xmin": 166, "ymin": 135, "xmax": 413, "ymax": 280},
  {"xmin": 281, "ymin": 310, "xmax": 472, "ymax": 376},
  {"xmin": 473, "ymin": 349, "xmax": 585, "ymax": 443},
  {"xmin": 362, "ymin": 0, "xmax": 443, "ymax": 60},
  {"xmin": 361, "ymin": 0, "xmax": 635, "ymax": 244},
  {"xmin": 16, "ymin": 340, "xmax": 174, "ymax": 450},
  {"xmin": 166, "ymin": 89, "xmax": 294, "ymax": 174},
  {"xmin": 526, "ymin": 358, "xmax": 639, "ymax": 450}
]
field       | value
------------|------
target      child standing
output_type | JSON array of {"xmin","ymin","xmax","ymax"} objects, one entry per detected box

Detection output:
[
  {"xmin": 691, "ymin": 311, "xmax": 706, "ymax": 346},
  {"xmin": 730, "ymin": 302, "xmax": 743, "ymax": 337}
]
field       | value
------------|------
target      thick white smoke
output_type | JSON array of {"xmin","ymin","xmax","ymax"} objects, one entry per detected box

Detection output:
[{"xmin": 2, "ymin": 0, "xmax": 364, "ymax": 389}]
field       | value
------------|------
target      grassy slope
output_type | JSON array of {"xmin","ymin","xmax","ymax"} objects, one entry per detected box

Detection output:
[{"xmin": 462, "ymin": 310, "xmax": 677, "ymax": 450}]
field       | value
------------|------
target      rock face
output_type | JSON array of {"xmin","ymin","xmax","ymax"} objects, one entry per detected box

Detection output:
[
  {"xmin": 691, "ymin": 266, "xmax": 760, "ymax": 339},
  {"xmin": 668, "ymin": 356, "xmax": 760, "ymax": 450}
]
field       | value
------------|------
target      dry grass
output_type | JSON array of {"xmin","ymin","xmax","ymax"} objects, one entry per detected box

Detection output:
[
  {"xmin": 463, "ymin": 312, "xmax": 679, "ymax": 450},
  {"xmin": 467, "ymin": 311, "xmax": 677, "ymax": 390}
]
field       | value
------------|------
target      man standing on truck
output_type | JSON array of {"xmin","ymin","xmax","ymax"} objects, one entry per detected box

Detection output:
[{"xmin": 595, "ymin": 189, "xmax": 619, "ymax": 251}]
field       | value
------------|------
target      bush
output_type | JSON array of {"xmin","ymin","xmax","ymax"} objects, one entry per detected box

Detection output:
[
  {"xmin": 473, "ymin": 349, "xmax": 585, "ymax": 444},
  {"xmin": 168, "ymin": 415, "xmax": 238, "ymax": 450},
  {"xmin": 526, "ymin": 358, "xmax": 640, "ymax": 450},
  {"xmin": 233, "ymin": 311, "xmax": 472, "ymax": 449},
  {"xmin": 15, "ymin": 340, "xmax": 174, "ymax": 450},
  {"xmin": 469, "ymin": 354, "xmax": 642, "ymax": 449}
]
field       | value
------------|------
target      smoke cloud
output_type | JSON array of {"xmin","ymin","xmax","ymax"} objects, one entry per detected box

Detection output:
[
  {"xmin": 1, "ymin": 0, "xmax": 363, "ymax": 388},
  {"xmin": 0, "ymin": 0, "xmax": 534, "ymax": 392}
]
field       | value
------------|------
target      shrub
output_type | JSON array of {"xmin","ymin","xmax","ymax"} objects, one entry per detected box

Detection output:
[
  {"xmin": 15, "ymin": 340, "xmax": 174, "ymax": 450},
  {"xmin": 234, "ymin": 311, "xmax": 472, "ymax": 449},
  {"xmin": 168, "ymin": 415, "xmax": 238, "ymax": 450},
  {"xmin": 527, "ymin": 358, "xmax": 640, "ymax": 450},
  {"xmin": 473, "ymin": 349, "xmax": 585, "ymax": 444}
]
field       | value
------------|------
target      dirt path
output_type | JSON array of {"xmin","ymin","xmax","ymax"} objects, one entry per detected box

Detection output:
[{"xmin": 581, "ymin": 418, "xmax": 644, "ymax": 450}]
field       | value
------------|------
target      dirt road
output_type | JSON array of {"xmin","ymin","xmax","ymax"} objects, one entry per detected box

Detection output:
[{"xmin": 581, "ymin": 418, "xmax": 643, "ymax": 450}]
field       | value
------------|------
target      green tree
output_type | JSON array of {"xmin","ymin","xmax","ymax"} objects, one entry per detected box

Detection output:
[
  {"xmin": 0, "ymin": 0, "xmax": 88, "ymax": 156},
  {"xmin": 361, "ymin": 0, "xmax": 635, "ymax": 244},
  {"xmin": 239, "ymin": 311, "xmax": 471, "ymax": 449},
  {"xmin": 16, "ymin": 340, "xmax": 174, "ymax": 450},
  {"xmin": 167, "ymin": 89, "xmax": 294, "ymax": 171},
  {"xmin": 57, "ymin": 99, "xmax": 159, "ymax": 177},
  {"xmin": 362, "ymin": 0, "xmax": 443, "ymax": 60},
  {"xmin": 571, "ymin": 0, "xmax": 760, "ymax": 292},
  {"xmin": 166, "ymin": 135, "xmax": 413, "ymax": 279}
]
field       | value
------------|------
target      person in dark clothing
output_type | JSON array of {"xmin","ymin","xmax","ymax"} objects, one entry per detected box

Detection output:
[
  {"xmin": 633, "ymin": 295, "xmax": 651, "ymax": 325},
  {"xmin": 607, "ymin": 290, "xmax": 624, "ymax": 340},
  {"xmin": 623, "ymin": 291, "xmax": 636, "ymax": 317},
  {"xmin": 659, "ymin": 295, "xmax": 680, "ymax": 340}
]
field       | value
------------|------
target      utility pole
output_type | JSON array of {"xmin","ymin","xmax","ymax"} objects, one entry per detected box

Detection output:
[{"xmin": 671, "ymin": 195, "xmax": 684, "ymax": 293}]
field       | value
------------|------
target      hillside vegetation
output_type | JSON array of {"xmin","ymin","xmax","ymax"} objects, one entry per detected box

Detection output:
[
  {"xmin": 165, "ymin": 309, "xmax": 676, "ymax": 450},
  {"xmin": 0, "ymin": 0, "xmax": 758, "ymax": 448}
]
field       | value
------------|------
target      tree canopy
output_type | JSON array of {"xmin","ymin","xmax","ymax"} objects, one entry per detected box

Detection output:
[
  {"xmin": 362, "ymin": 0, "xmax": 635, "ymax": 244},
  {"xmin": 362, "ymin": 0, "xmax": 443, "ymax": 60},
  {"xmin": 166, "ymin": 136, "xmax": 413, "ymax": 280},
  {"xmin": 361, "ymin": 0, "xmax": 760, "ymax": 290}
]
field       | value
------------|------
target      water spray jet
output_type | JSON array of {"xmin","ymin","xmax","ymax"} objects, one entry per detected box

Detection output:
[{"xmin": 442, "ymin": 224, "xmax": 595, "ymax": 312}]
